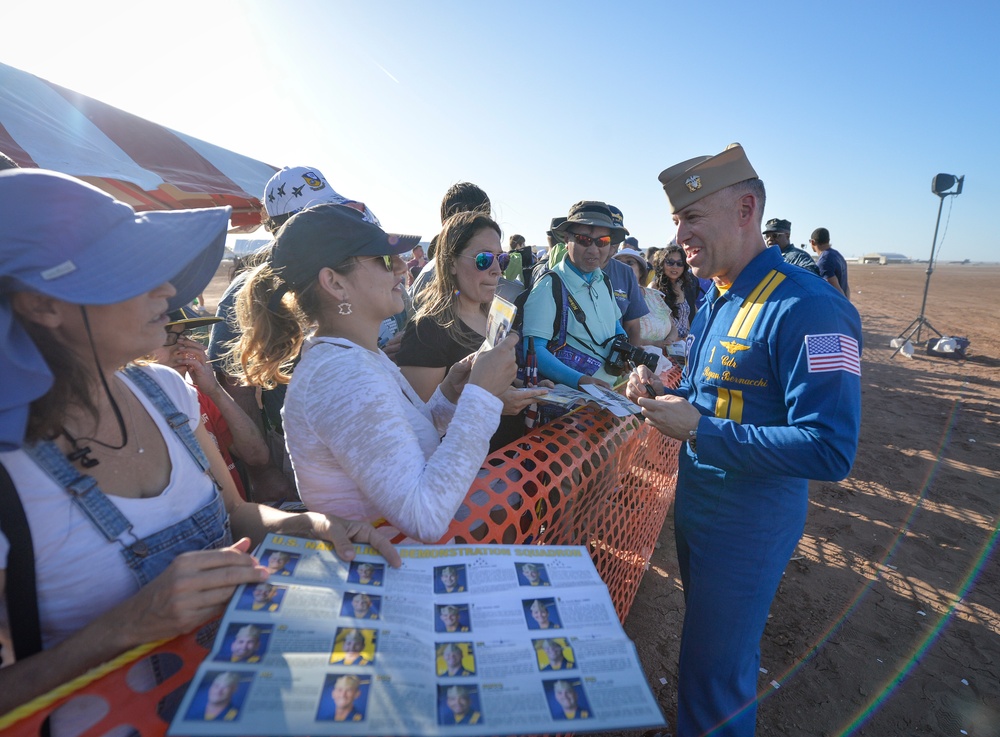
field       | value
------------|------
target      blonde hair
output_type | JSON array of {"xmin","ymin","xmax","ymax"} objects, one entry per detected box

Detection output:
[{"xmin": 230, "ymin": 260, "xmax": 357, "ymax": 389}]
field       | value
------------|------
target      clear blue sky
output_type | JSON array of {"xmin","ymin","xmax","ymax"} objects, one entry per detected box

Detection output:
[{"xmin": 6, "ymin": 1, "xmax": 997, "ymax": 261}]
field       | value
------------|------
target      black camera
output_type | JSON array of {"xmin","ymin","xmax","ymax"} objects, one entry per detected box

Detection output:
[{"xmin": 605, "ymin": 335, "xmax": 659, "ymax": 376}]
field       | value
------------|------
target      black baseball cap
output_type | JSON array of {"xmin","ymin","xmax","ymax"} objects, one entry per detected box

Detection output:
[
  {"xmin": 270, "ymin": 204, "xmax": 420, "ymax": 288},
  {"xmin": 763, "ymin": 218, "xmax": 791, "ymax": 234}
]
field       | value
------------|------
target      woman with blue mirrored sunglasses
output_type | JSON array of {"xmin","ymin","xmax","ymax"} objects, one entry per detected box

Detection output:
[{"xmin": 397, "ymin": 212, "xmax": 548, "ymax": 452}]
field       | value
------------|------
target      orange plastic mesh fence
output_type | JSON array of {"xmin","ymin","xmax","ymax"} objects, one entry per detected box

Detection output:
[
  {"xmin": 2, "ymin": 371, "xmax": 681, "ymax": 737},
  {"xmin": 438, "ymin": 396, "xmax": 681, "ymax": 622}
]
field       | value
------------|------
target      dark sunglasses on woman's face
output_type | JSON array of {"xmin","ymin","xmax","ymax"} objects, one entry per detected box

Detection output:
[
  {"xmin": 359, "ymin": 255, "xmax": 394, "ymax": 271},
  {"xmin": 570, "ymin": 232, "xmax": 613, "ymax": 249},
  {"xmin": 461, "ymin": 252, "xmax": 511, "ymax": 271},
  {"xmin": 664, "ymin": 259, "xmax": 685, "ymax": 268}
]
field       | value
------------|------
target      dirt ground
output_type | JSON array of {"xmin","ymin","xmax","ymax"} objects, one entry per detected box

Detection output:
[
  {"xmin": 614, "ymin": 263, "xmax": 1000, "ymax": 737},
  {"xmin": 203, "ymin": 262, "xmax": 1000, "ymax": 737}
]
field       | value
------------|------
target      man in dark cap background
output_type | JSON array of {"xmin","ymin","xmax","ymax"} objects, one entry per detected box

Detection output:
[
  {"xmin": 763, "ymin": 218, "xmax": 819, "ymax": 275},
  {"xmin": 626, "ymin": 144, "xmax": 862, "ymax": 737}
]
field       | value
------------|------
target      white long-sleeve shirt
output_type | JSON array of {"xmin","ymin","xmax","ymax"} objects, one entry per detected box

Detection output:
[{"xmin": 282, "ymin": 336, "xmax": 502, "ymax": 542}]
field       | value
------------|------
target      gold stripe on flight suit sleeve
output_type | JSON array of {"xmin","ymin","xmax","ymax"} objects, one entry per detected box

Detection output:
[
  {"xmin": 714, "ymin": 387, "xmax": 744, "ymax": 423},
  {"xmin": 727, "ymin": 270, "xmax": 785, "ymax": 340}
]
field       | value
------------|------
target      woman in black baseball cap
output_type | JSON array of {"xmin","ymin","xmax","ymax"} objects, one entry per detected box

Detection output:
[{"xmin": 233, "ymin": 203, "xmax": 517, "ymax": 543}]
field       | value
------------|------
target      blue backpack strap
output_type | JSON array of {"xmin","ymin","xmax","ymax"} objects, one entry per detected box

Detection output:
[
  {"xmin": 547, "ymin": 271, "xmax": 571, "ymax": 351},
  {"xmin": 122, "ymin": 365, "xmax": 213, "ymax": 476}
]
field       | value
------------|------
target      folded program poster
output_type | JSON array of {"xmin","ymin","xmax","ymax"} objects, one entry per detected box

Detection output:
[{"xmin": 169, "ymin": 534, "xmax": 666, "ymax": 736}]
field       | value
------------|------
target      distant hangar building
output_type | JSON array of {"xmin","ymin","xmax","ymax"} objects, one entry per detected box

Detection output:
[{"xmin": 862, "ymin": 252, "xmax": 911, "ymax": 265}]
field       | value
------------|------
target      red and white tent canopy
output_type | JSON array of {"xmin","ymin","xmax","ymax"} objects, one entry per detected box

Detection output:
[{"xmin": 0, "ymin": 62, "xmax": 278, "ymax": 229}]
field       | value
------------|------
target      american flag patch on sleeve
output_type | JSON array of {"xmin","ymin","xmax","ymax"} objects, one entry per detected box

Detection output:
[{"xmin": 805, "ymin": 333, "xmax": 861, "ymax": 375}]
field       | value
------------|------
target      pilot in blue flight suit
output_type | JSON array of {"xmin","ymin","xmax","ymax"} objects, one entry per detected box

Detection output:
[{"xmin": 628, "ymin": 144, "xmax": 862, "ymax": 737}]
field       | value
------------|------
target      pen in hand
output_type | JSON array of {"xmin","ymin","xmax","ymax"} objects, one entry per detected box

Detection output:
[{"xmin": 628, "ymin": 359, "xmax": 659, "ymax": 398}]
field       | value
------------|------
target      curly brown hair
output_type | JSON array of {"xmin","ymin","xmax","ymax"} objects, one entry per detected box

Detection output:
[{"xmin": 652, "ymin": 245, "xmax": 696, "ymax": 320}]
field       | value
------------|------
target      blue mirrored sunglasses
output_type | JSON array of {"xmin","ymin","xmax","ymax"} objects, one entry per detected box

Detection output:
[{"xmin": 462, "ymin": 252, "xmax": 511, "ymax": 271}]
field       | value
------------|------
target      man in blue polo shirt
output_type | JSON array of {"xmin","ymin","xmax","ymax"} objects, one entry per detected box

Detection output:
[{"xmin": 810, "ymin": 227, "xmax": 851, "ymax": 300}]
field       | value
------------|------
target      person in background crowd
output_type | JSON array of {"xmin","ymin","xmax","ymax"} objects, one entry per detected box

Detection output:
[
  {"xmin": 545, "ymin": 216, "xmax": 568, "ymax": 268},
  {"xmin": 522, "ymin": 201, "xmax": 628, "ymax": 389},
  {"xmin": 232, "ymin": 204, "xmax": 516, "ymax": 543},
  {"xmin": 397, "ymin": 212, "xmax": 546, "ymax": 451},
  {"xmin": 628, "ymin": 143, "xmax": 861, "ymax": 737},
  {"xmin": 406, "ymin": 244, "xmax": 427, "ymax": 286},
  {"xmin": 0, "ymin": 170, "xmax": 399, "ymax": 724},
  {"xmin": 410, "ymin": 181, "xmax": 492, "ymax": 299},
  {"xmin": 621, "ymin": 235, "xmax": 640, "ymax": 253},
  {"xmin": 810, "ymin": 227, "xmax": 851, "ymax": 300},
  {"xmin": 502, "ymin": 233, "xmax": 534, "ymax": 288},
  {"xmin": 601, "ymin": 206, "xmax": 649, "ymax": 346},
  {"xmin": 613, "ymin": 248, "xmax": 677, "ymax": 372},
  {"xmin": 150, "ymin": 316, "xmax": 269, "ymax": 501},
  {"xmin": 763, "ymin": 218, "xmax": 820, "ymax": 275},
  {"xmin": 651, "ymin": 244, "xmax": 699, "ymax": 340}
]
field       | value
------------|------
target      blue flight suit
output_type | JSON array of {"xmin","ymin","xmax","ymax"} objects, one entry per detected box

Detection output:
[{"xmin": 669, "ymin": 246, "xmax": 862, "ymax": 737}]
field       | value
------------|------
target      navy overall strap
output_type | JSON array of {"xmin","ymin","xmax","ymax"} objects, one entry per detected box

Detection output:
[
  {"xmin": 25, "ymin": 441, "xmax": 134, "ymax": 542},
  {"xmin": 22, "ymin": 366, "xmax": 219, "ymax": 544},
  {"xmin": 122, "ymin": 365, "xmax": 212, "ymax": 475}
]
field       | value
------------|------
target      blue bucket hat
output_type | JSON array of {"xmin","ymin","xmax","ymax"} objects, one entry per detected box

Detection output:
[{"xmin": 0, "ymin": 168, "xmax": 231, "ymax": 450}]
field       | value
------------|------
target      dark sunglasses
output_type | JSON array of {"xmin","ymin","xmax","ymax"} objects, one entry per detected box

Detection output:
[
  {"xmin": 664, "ymin": 259, "xmax": 685, "ymax": 267},
  {"xmin": 461, "ymin": 252, "xmax": 511, "ymax": 271},
  {"xmin": 163, "ymin": 329, "xmax": 187, "ymax": 347},
  {"xmin": 570, "ymin": 232, "xmax": 613, "ymax": 249},
  {"xmin": 359, "ymin": 255, "xmax": 394, "ymax": 271}
]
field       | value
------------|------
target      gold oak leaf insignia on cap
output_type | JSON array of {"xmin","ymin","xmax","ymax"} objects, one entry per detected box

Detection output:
[{"xmin": 685, "ymin": 175, "xmax": 702, "ymax": 192}]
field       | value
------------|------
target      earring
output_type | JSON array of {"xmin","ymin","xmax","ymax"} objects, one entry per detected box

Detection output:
[{"xmin": 338, "ymin": 302, "xmax": 353, "ymax": 316}]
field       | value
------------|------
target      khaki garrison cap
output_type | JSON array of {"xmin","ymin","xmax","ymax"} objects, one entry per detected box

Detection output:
[{"xmin": 657, "ymin": 143, "xmax": 759, "ymax": 214}]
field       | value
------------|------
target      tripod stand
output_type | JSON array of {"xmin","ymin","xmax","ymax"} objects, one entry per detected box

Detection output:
[{"xmin": 891, "ymin": 174, "xmax": 963, "ymax": 359}]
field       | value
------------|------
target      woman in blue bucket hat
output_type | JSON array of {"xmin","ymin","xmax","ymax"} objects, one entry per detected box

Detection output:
[{"xmin": 0, "ymin": 169, "xmax": 399, "ymax": 719}]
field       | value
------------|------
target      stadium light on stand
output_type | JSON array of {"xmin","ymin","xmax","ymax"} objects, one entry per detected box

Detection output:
[{"xmin": 891, "ymin": 173, "xmax": 965, "ymax": 358}]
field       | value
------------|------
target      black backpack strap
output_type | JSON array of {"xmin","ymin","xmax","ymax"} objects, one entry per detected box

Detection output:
[{"xmin": 0, "ymin": 462, "xmax": 44, "ymax": 662}]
